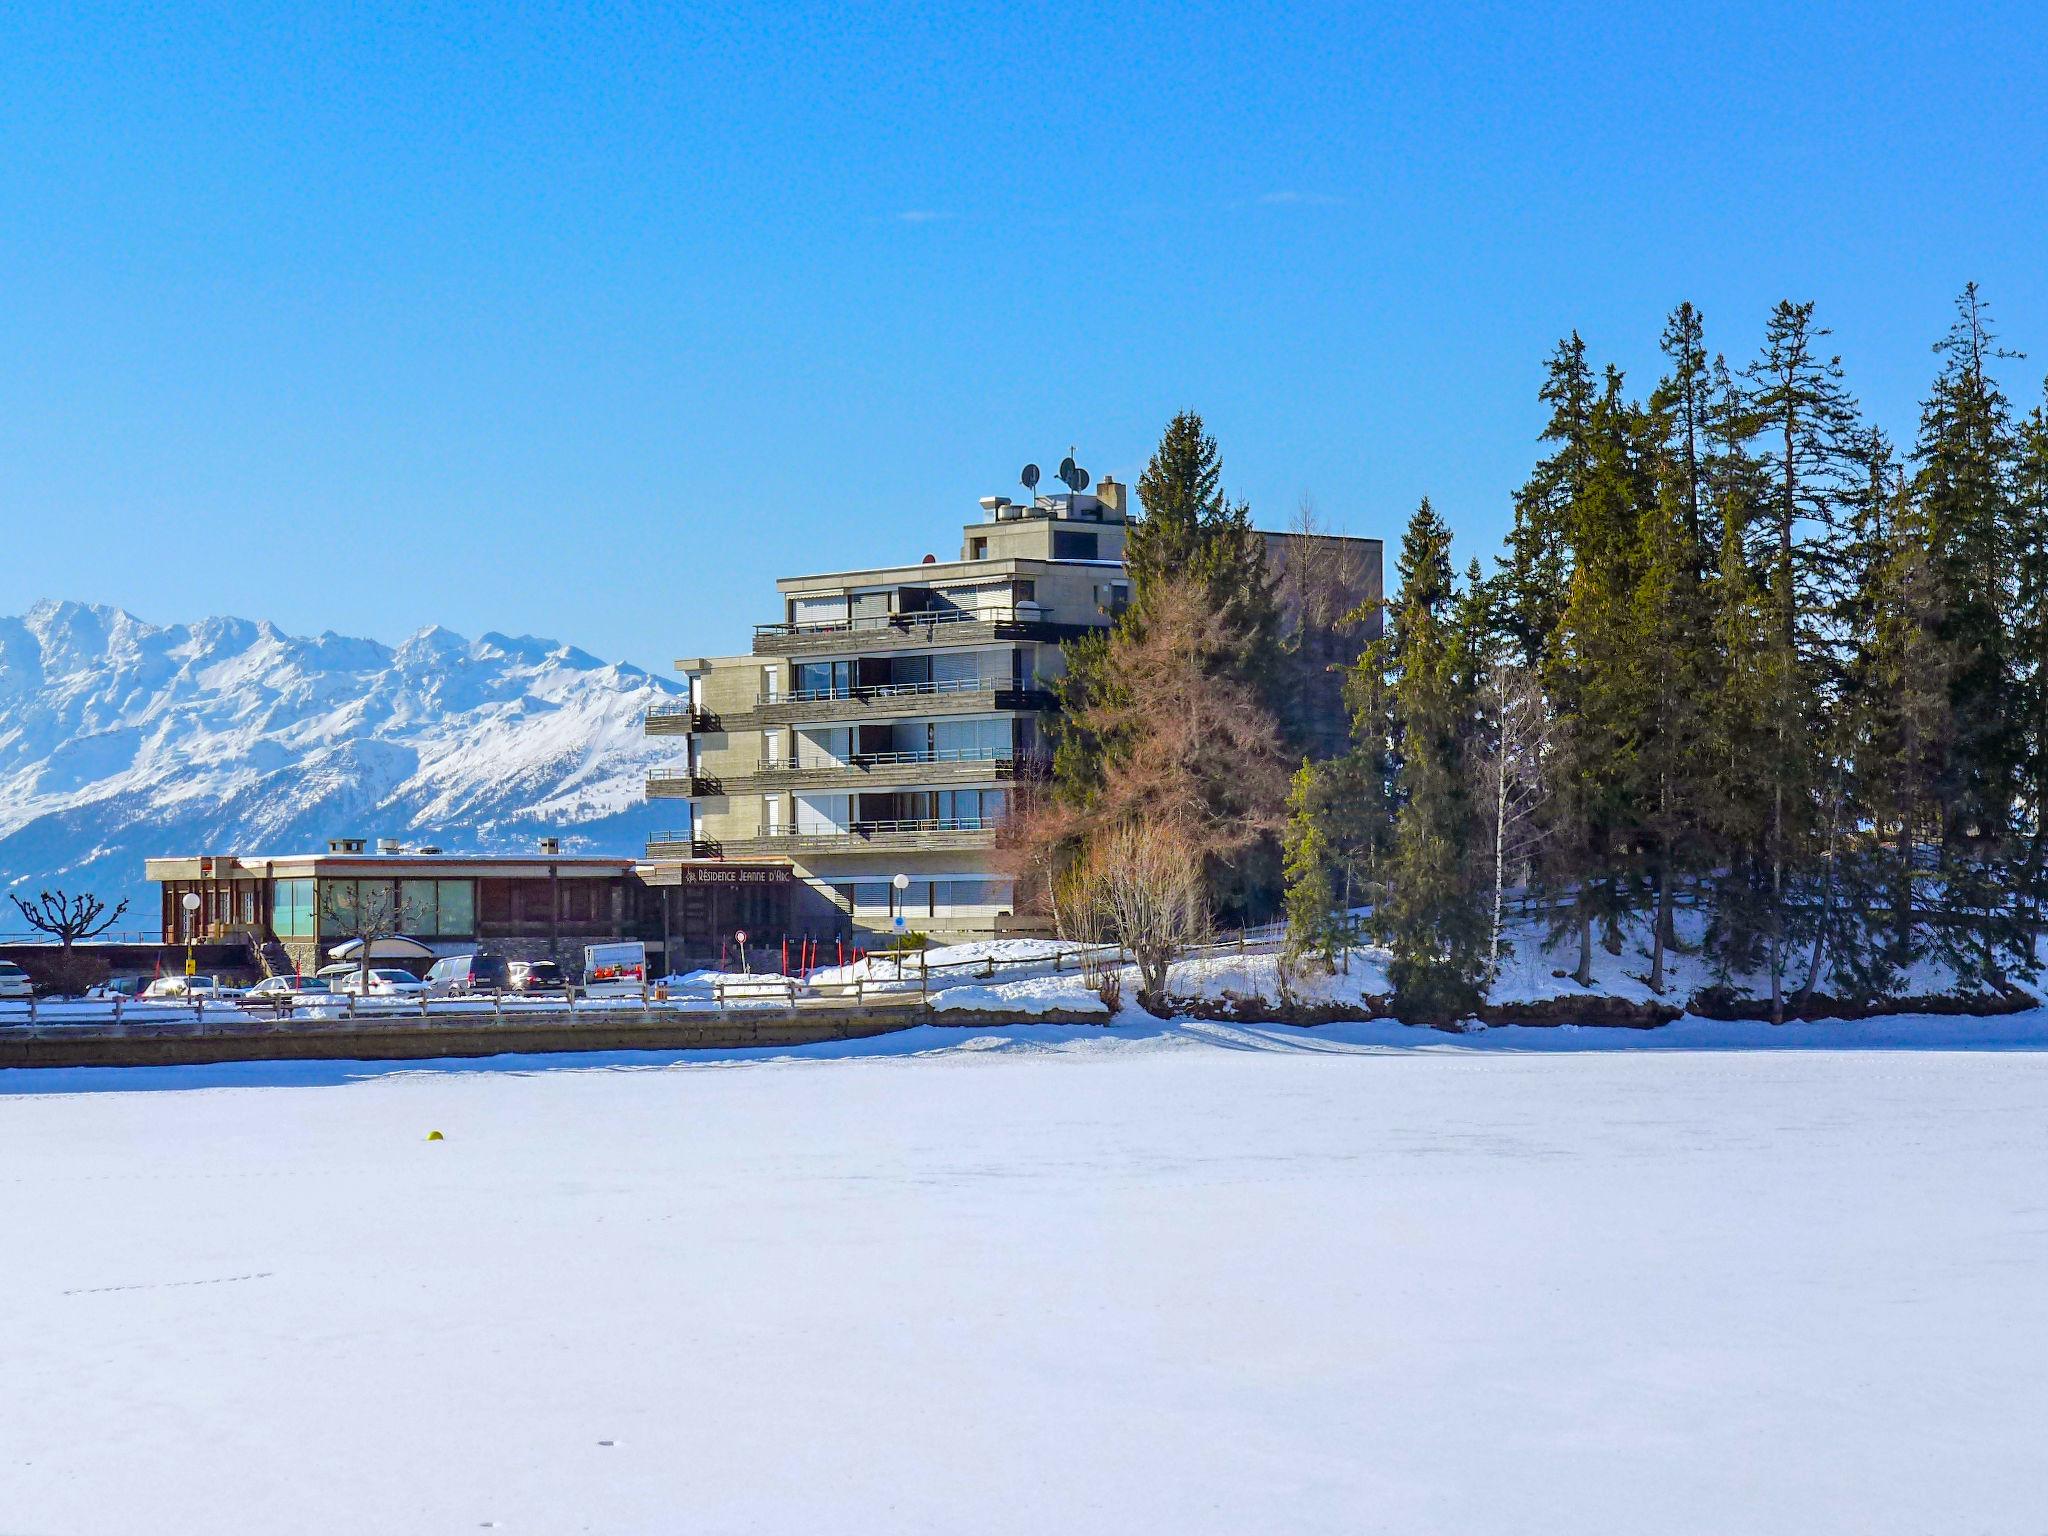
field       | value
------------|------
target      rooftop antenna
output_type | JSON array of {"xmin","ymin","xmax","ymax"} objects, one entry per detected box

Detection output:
[
  {"xmin": 1021, "ymin": 463, "xmax": 1040, "ymax": 497},
  {"xmin": 1057, "ymin": 454, "xmax": 1090, "ymax": 493}
]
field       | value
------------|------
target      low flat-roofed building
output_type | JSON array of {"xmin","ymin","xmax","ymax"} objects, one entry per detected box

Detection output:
[
  {"xmin": 146, "ymin": 841, "xmax": 662, "ymax": 974},
  {"xmin": 146, "ymin": 839, "xmax": 804, "ymax": 976}
]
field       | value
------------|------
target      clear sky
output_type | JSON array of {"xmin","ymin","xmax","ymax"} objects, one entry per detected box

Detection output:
[{"xmin": 3, "ymin": 1, "xmax": 2043, "ymax": 673}]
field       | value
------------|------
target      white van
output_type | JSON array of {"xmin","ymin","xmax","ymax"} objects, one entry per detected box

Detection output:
[{"xmin": 582, "ymin": 941, "xmax": 647, "ymax": 997}]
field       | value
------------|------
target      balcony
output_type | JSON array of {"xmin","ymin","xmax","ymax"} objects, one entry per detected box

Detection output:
[
  {"xmin": 658, "ymin": 750, "xmax": 1032, "ymax": 798},
  {"xmin": 644, "ymin": 702, "xmax": 720, "ymax": 736},
  {"xmin": 648, "ymin": 818, "xmax": 1001, "ymax": 861},
  {"xmin": 645, "ymin": 771, "xmax": 709, "ymax": 799},
  {"xmin": 758, "ymin": 679, "xmax": 1054, "ymax": 728},
  {"xmin": 752, "ymin": 606, "xmax": 1088, "ymax": 656}
]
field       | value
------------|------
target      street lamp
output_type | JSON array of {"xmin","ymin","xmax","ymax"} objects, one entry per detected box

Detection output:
[{"xmin": 180, "ymin": 892, "xmax": 202, "ymax": 978}]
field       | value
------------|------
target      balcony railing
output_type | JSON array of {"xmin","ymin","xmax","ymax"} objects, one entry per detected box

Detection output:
[
  {"xmin": 781, "ymin": 676, "xmax": 1015, "ymax": 704},
  {"xmin": 648, "ymin": 819, "xmax": 1000, "ymax": 859},
  {"xmin": 644, "ymin": 702, "xmax": 718, "ymax": 734},
  {"xmin": 753, "ymin": 606, "xmax": 1087, "ymax": 656},
  {"xmin": 758, "ymin": 606, "xmax": 1040, "ymax": 640}
]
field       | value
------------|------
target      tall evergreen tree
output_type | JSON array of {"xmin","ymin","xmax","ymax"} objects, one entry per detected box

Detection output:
[
  {"xmin": 1544, "ymin": 366, "xmax": 1653, "ymax": 983},
  {"xmin": 1499, "ymin": 334, "xmax": 1594, "ymax": 671},
  {"xmin": 2013, "ymin": 381, "xmax": 2048, "ymax": 952},
  {"xmin": 1727, "ymin": 300, "xmax": 1863, "ymax": 1018},
  {"xmin": 1379, "ymin": 503, "xmax": 1488, "ymax": 1022},
  {"xmin": 1913, "ymin": 285, "xmax": 2029, "ymax": 985}
]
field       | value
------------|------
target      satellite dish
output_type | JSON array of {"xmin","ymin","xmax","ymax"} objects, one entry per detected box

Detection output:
[
  {"xmin": 1021, "ymin": 463, "xmax": 1040, "ymax": 491},
  {"xmin": 1058, "ymin": 456, "xmax": 1077, "ymax": 489},
  {"xmin": 1073, "ymin": 466, "xmax": 1091, "ymax": 491}
]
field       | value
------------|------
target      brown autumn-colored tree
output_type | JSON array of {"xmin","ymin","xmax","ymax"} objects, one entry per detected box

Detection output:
[{"xmin": 1064, "ymin": 573, "xmax": 1292, "ymax": 867}]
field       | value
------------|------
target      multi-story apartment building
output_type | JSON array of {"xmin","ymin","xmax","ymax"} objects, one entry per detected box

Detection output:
[{"xmin": 644, "ymin": 475, "xmax": 1383, "ymax": 953}]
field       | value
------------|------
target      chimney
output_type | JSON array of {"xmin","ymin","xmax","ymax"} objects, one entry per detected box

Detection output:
[
  {"xmin": 328, "ymin": 837, "xmax": 366, "ymax": 855},
  {"xmin": 1096, "ymin": 476, "xmax": 1126, "ymax": 518},
  {"xmin": 538, "ymin": 836, "xmax": 561, "ymax": 856}
]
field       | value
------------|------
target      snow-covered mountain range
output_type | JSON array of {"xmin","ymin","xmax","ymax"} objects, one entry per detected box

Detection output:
[{"xmin": 0, "ymin": 601, "xmax": 685, "ymax": 921}]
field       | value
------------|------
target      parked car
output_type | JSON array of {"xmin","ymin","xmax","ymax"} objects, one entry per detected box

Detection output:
[
  {"xmin": 87, "ymin": 976, "xmax": 145, "ymax": 1000},
  {"xmin": 332, "ymin": 967, "xmax": 428, "ymax": 999},
  {"xmin": 508, "ymin": 960, "xmax": 568, "ymax": 995},
  {"xmin": 140, "ymin": 975, "xmax": 243, "ymax": 1002},
  {"xmin": 0, "ymin": 961, "xmax": 30, "ymax": 1000},
  {"xmin": 240, "ymin": 975, "xmax": 334, "ymax": 1009},
  {"xmin": 423, "ymin": 952, "xmax": 510, "ymax": 997}
]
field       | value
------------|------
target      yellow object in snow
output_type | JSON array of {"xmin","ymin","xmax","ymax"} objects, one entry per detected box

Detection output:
[{"xmin": 426, "ymin": 1130, "xmax": 444, "ymax": 1141}]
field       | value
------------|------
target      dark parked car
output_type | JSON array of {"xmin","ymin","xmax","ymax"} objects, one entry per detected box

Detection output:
[
  {"xmin": 423, "ymin": 952, "xmax": 511, "ymax": 996},
  {"xmin": 508, "ymin": 960, "xmax": 567, "ymax": 994}
]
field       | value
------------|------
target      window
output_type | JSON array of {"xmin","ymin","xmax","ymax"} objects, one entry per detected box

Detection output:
[
  {"xmin": 970, "ymin": 537, "xmax": 988, "ymax": 559},
  {"xmin": 400, "ymin": 880, "xmax": 439, "ymax": 935},
  {"xmin": 795, "ymin": 660, "xmax": 853, "ymax": 698},
  {"xmin": 479, "ymin": 879, "xmax": 517, "ymax": 925},
  {"xmin": 436, "ymin": 880, "xmax": 475, "ymax": 936},
  {"xmin": 944, "ymin": 879, "xmax": 1011, "ymax": 908},
  {"xmin": 760, "ymin": 665, "xmax": 781, "ymax": 702},
  {"xmin": 319, "ymin": 879, "xmax": 393, "ymax": 933},
  {"xmin": 272, "ymin": 878, "xmax": 315, "ymax": 938},
  {"xmin": 558, "ymin": 882, "xmax": 605, "ymax": 924},
  {"xmin": 1052, "ymin": 530, "xmax": 1099, "ymax": 560},
  {"xmin": 397, "ymin": 879, "xmax": 477, "ymax": 937},
  {"xmin": 761, "ymin": 730, "xmax": 783, "ymax": 767}
]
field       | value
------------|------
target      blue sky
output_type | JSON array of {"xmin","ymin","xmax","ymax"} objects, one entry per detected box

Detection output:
[{"xmin": 2, "ymin": 1, "xmax": 2043, "ymax": 672}]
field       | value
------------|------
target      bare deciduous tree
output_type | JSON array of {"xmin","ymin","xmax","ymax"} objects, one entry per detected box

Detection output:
[
  {"xmin": 1055, "ymin": 822, "xmax": 1207, "ymax": 1010},
  {"xmin": 1472, "ymin": 663, "xmax": 1552, "ymax": 979},
  {"xmin": 321, "ymin": 881, "xmax": 400, "ymax": 995},
  {"xmin": 10, "ymin": 888, "xmax": 129, "ymax": 947}
]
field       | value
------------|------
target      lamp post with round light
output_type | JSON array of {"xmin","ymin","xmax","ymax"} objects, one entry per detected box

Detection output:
[{"xmin": 180, "ymin": 891, "xmax": 202, "ymax": 978}]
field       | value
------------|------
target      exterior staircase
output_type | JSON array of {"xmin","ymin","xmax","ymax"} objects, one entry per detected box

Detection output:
[{"xmin": 247, "ymin": 935, "xmax": 295, "ymax": 979}]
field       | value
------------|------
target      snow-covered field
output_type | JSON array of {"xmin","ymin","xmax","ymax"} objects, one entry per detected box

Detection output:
[{"xmin": 5, "ymin": 1021, "xmax": 2047, "ymax": 1534}]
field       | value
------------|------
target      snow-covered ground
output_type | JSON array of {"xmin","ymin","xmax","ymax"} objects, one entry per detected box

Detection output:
[{"xmin": 5, "ymin": 1021, "xmax": 2046, "ymax": 1534}]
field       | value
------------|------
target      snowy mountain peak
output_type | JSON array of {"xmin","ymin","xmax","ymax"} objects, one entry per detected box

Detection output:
[{"xmin": 0, "ymin": 605, "xmax": 682, "ymax": 912}]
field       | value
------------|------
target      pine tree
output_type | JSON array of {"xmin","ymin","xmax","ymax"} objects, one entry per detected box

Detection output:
[
  {"xmin": 1648, "ymin": 302, "xmax": 1718, "ymax": 579},
  {"xmin": 1629, "ymin": 450, "xmax": 1715, "ymax": 993},
  {"xmin": 1913, "ymin": 286, "xmax": 2029, "ymax": 988},
  {"xmin": 1380, "ymin": 503, "xmax": 1488, "ymax": 1022},
  {"xmin": 1282, "ymin": 760, "xmax": 1346, "ymax": 968},
  {"xmin": 1052, "ymin": 412, "xmax": 1290, "ymax": 919},
  {"xmin": 1544, "ymin": 367, "xmax": 1653, "ymax": 984},
  {"xmin": 1730, "ymin": 300, "xmax": 1864, "ymax": 1019},
  {"xmin": 2013, "ymin": 381, "xmax": 2048, "ymax": 954},
  {"xmin": 1500, "ymin": 335, "xmax": 1593, "ymax": 671},
  {"xmin": 1837, "ymin": 429, "xmax": 1946, "ymax": 996}
]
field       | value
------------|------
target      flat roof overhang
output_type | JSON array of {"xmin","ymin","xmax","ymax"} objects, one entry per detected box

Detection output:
[{"xmin": 145, "ymin": 854, "xmax": 638, "ymax": 882}]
